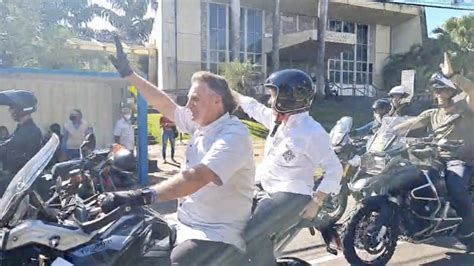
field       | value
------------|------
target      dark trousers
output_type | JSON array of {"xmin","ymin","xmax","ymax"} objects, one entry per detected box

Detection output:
[
  {"xmin": 445, "ymin": 160, "xmax": 474, "ymax": 237},
  {"xmin": 162, "ymin": 130, "xmax": 175, "ymax": 160},
  {"xmin": 170, "ymin": 239, "xmax": 243, "ymax": 266},
  {"xmin": 243, "ymin": 188, "xmax": 311, "ymax": 266}
]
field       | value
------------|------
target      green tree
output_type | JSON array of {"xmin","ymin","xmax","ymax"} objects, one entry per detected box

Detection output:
[
  {"xmin": 433, "ymin": 15, "xmax": 474, "ymax": 79},
  {"xmin": 0, "ymin": 0, "xmax": 90, "ymax": 68},
  {"xmin": 94, "ymin": 0, "xmax": 155, "ymax": 43},
  {"xmin": 221, "ymin": 61, "xmax": 262, "ymax": 96},
  {"xmin": 40, "ymin": 0, "xmax": 96, "ymax": 33},
  {"xmin": 382, "ymin": 15, "xmax": 474, "ymax": 93}
]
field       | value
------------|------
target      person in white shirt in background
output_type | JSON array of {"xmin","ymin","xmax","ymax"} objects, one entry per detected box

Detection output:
[
  {"xmin": 234, "ymin": 69, "xmax": 343, "ymax": 266},
  {"xmin": 113, "ymin": 106, "xmax": 134, "ymax": 151},
  {"xmin": 63, "ymin": 109, "xmax": 93, "ymax": 160}
]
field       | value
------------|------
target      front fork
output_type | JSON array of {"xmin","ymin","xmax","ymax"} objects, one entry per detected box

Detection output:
[{"xmin": 372, "ymin": 197, "xmax": 400, "ymax": 242}]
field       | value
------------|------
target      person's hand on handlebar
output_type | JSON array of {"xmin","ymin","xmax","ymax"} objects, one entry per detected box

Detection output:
[{"xmin": 99, "ymin": 188, "xmax": 157, "ymax": 213}]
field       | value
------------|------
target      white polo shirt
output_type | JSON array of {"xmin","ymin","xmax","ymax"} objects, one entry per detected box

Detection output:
[
  {"xmin": 113, "ymin": 117, "xmax": 134, "ymax": 151},
  {"xmin": 173, "ymin": 106, "xmax": 255, "ymax": 251},
  {"xmin": 240, "ymin": 96, "xmax": 342, "ymax": 196}
]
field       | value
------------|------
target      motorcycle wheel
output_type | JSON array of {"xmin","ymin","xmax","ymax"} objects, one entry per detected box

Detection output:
[{"xmin": 342, "ymin": 200, "xmax": 399, "ymax": 266}]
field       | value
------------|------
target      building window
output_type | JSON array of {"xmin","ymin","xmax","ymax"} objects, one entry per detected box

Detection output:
[
  {"xmin": 202, "ymin": 3, "xmax": 263, "ymax": 74},
  {"xmin": 328, "ymin": 21, "xmax": 372, "ymax": 85},
  {"xmin": 243, "ymin": 8, "xmax": 263, "ymax": 66},
  {"xmin": 203, "ymin": 3, "xmax": 228, "ymax": 74},
  {"xmin": 328, "ymin": 20, "xmax": 355, "ymax": 33}
]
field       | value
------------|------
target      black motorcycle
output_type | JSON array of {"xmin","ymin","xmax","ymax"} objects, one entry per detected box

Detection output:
[
  {"xmin": 0, "ymin": 134, "xmax": 173, "ymax": 265},
  {"xmin": 341, "ymin": 135, "xmax": 474, "ymax": 265},
  {"xmin": 44, "ymin": 134, "xmax": 139, "ymax": 199}
]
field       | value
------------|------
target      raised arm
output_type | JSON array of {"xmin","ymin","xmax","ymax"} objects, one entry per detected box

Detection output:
[
  {"xmin": 233, "ymin": 91, "xmax": 274, "ymax": 130},
  {"xmin": 441, "ymin": 52, "xmax": 474, "ymax": 111},
  {"xmin": 452, "ymin": 75, "xmax": 474, "ymax": 111},
  {"xmin": 109, "ymin": 36, "xmax": 178, "ymax": 120}
]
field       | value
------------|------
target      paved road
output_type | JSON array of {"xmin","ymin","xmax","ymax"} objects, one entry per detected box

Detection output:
[
  {"xmin": 153, "ymin": 195, "xmax": 472, "ymax": 266},
  {"xmin": 279, "ymin": 198, "xmax": 473, "ymax": 265},
  {"xmin": 150, "ymin": 143, "xmax": 473, "ymax": 265}
]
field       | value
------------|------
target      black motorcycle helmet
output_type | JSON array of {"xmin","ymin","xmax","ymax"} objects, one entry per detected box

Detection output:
[
  {"xmin": 429, "ymin": 72, "xmax": 460, "ymax": 94},
  {"xmin": 264, "ymin": 69, "xmax": 315, "ymax": 113},
  {"xmin": 0, "ymin": 90, "xmax": 37, "ymax": 121},
  {"xmin": 372, "ymin": 98, "xmax": 391, "ymax": 115},
  {"xmin": 111, "ymin": 149, "xmax": 136, "ymax": 172}
]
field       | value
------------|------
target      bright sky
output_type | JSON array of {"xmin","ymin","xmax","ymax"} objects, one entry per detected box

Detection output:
[
  {"xmin": 87, "ymin": 0, "xmax": 155, "ymax": 31},
  {"xmin": 88, "ymin": 0, "xmax": 115, "ymax": 31},
  {"xmin": 426, "ymin": 7, "xmax": 472, "ymax": 37},
  {"xmin": 88, "ymin": 0, "xmax": 472, "ymax": 37}
]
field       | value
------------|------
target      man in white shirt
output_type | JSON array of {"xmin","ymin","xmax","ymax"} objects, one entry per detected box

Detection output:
[
  {"xmin": 113, "ymin": 106, "xmax": 134, "ymax": 151},
  {"xmin": 100, "ymin": 36, "xmax": 255, "ymax": 265},
  {"xmin": 235, "ymin": 69, "xmax": 343, "ymax": 265}
]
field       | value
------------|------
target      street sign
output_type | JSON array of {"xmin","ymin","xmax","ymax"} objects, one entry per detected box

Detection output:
[{"xmin": 401, "ymin": 69, "xmax": 415, "ymax": 103}]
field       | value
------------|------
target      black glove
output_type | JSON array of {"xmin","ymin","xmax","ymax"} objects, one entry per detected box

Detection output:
[
  {"xmin": 108, "ymin": 35, "xmax": 133, "ymax": 78},
  {"xmin": 99, "ymin": 188, "xmax": 156, "ymax": 213}
]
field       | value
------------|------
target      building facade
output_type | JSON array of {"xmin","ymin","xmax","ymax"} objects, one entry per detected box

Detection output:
[{"xmin": 151, "ymin": 0, "xmax": 426, "ymax": 97}]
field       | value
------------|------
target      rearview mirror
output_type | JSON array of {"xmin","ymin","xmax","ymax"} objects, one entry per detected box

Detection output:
[{"xmin": 80, "ymin": 133, "xmax": 96, "ymax": 159}]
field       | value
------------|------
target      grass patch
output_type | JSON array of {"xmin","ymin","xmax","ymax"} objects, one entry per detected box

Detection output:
[
  {"xmin": 241, "ymin": 119, "xmax": 269, "ymax": 141},
  {"xmin": 310, "ymin": 100, "xmax": 371, "ymax": 131},
  {"xmin": 144, "ymin": 113, "xmax": 190, "ymax": 144}
]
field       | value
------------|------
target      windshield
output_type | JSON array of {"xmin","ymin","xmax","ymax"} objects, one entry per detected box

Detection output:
[
  {"xmin": 329, "ymin": 116, "xmax": 353, "ymax": 146},
  {"xmin": 0, "ymin": 134, "xmax": 59, "ymax": 224},
  {"xmin": 367, "ymin": 116, "xmax": 415, "ymax": 153}
]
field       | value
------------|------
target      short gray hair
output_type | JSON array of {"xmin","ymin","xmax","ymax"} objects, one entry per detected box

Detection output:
[{"xmin": 191, "ymin": 71, "xmax": 237, "ymax": 114}]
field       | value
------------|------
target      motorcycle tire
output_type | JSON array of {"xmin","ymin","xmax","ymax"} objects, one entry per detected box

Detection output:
[{"xmin": 341, "ymin": 200, "xmax": 399, "ymax": 266}]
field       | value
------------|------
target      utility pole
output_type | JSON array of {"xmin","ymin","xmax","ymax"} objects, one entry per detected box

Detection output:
[
  {"xmin": 316, "ymin": 0, "xmax": 328, "ymax": 96},
  {"xmin": 230, "ymin": 0, "xmax": 241, "ymax": 61},
  {"xmin": 272, "ymin": 0, "xmax": 281, "ymax": 71}
]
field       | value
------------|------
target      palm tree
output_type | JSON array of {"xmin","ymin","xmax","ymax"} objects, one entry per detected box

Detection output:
[
  {"xmin": 433, "ymin": 15, "xmax": 474, "ymax": 78},
  {"xmin": 40, "ymin": 0, "xmax": 95, "ymax": 33},
  {"xmin": 94, "ymin": 0, "xmax": 156, "ymax": 43}
]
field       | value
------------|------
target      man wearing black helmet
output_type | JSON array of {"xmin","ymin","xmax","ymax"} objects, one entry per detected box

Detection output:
[
  {"xmin": 0, "ymin": 90, "xmax": 42, "ymax": 194},
  {"xmin": 350, "ymin": 98, "xmax": 392, "ymax": 137},
  {"xmin": 394, "ymin": 53, "xmax": 474, "ymax": 250},
  {"xmin": 234, "ymin": 69, "xmax": 343, "ymax": 265}
]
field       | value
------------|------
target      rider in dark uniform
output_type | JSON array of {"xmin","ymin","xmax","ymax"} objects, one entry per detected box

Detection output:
[{"xmin": 0, "ymin": 90, "xmax": 42, "ymax": 194}]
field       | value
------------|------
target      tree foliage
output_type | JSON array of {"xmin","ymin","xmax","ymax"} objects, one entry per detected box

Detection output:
[
  {"xmin": 382, "ymin": 15, "xmax": 474, "ymax": 93},
  {"xmin": 94, "ymin": 0, "xmax": 155, "ymax": 43},
  {"xmin": 0, "ymin": 0, "xmax": 154, "ymax": 70},
  {"xmin": 221, "ymin": 61, "xmax": 263, "ymax": 97}
]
